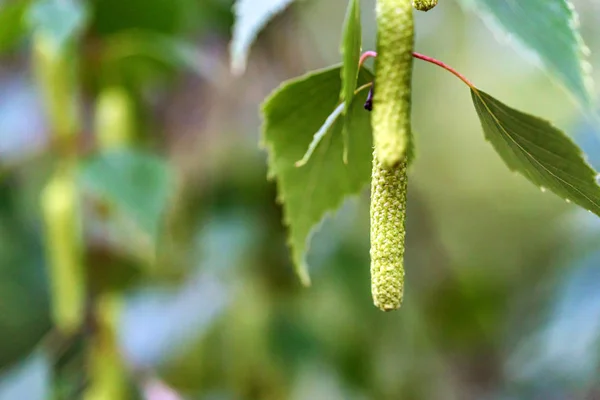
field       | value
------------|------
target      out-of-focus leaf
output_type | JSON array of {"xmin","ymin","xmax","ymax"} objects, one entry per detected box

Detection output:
[
  {"xmin": 461, "ymin": 0, "xmax": 594, "ymax": 106},
  {"xmin": 230, "ymin": 0, "xmax": 295, "ymax": 75},
  {"xmin": 80, "ymin": 149, "xmax": 172, "ymax": 246},
  {"xmin": 122, "ymin": 273, "xmax": 230, "ymax": 370},
  {"xmin": 261, "ymin": 66, "xmax": 373, "ymax": 284},
  {"xmin": 102, "ymin": 30, "xmax": 218, "ymax": 83},
  {"xmin": 340, "ymin": 0, "xmax": 362, "ymax": 162},
  {"xmin": 195, "ymin": 0, "xmax": 234, "ymax": 35},
  {"xmin": 0, "ymin": 179, "xmax": 50, "ymax": 371},
  {"xmin": 27, "ymin": 0, "xmax": 87, "ymax": 51},
  {"xmin": 91, "ymin": 0, "xmax": 190, "ymax": 36},
  {"xmin": 507, "ymin": 250, "xmax": 600, "ymax": 392},
  {"xmin": 0, "ymin": 0, "xmax": 31, "ymax": 53},
  {"xmin": 471, "ymin": 88, "xmax": 600, "ymax": 216},
  {"xmin": 0, "ymin": 237, "xmax": 50, "ymax": 370}
]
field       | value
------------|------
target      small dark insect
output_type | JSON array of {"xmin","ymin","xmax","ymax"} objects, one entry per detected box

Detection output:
[{"xmin": 364, "ymin": 84, "xmax": 374, "ymax": 111}]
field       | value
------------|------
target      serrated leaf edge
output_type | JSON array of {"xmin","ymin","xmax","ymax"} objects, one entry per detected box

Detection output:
[
  {"xmin": 462, "ymin": 0, "xmax": 594, "ymax": 107},
  {"xmin": 230, "ymin": 0, "xmax": 296, "ymax": 76},
  {"xmin": 260, "ymin": 65, "xmax": 370, "ymax": 285},
  {"xmin": 471, "ymin": 87, "xmax": 600, "ymax": 215}
]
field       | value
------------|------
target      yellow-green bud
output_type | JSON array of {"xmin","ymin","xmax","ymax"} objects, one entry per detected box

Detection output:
[
  {"xmin": 370, "ymin": 154, "xmax": 408, "ymax": 311},
  {"xmin": 372, "ymin": 0, "xmax": 414, "ymax": 167},
  {"xmin": 412, "ymin": 0, "xmax": 438, "ymax": 11}
]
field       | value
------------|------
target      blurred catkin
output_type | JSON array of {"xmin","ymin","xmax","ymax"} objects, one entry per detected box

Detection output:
[
  {"xmin": 41, "ymin": 165, "xmax": 85, "ymax": 333},
  {"xmin": 370, "ymin": 156, "xmax": 408, "ymax": 311},
  {"xmin": 412, "ymin": 0, "xmax": 438, "ymax": 11},
  {"xmin": 34, "ymin": 28, "xmax": 85, "ymax": 333},
  {"xmin": 372, "ymin": 0, "xmax": 414, "ymax": 167},
  {"xmin": 32, "ymin": 32, "xmax": 80, "ymax": 139},
  {"xmin": 84, "ymin": 86, "xmax": 136, "ymax": 400},
  {"xmin": 84, "ymin": 294, "xmax": 128, "ymax": 400},
  {"xmin": 95, "ymin": 87, "xmax": 136, "ymax": 149}
]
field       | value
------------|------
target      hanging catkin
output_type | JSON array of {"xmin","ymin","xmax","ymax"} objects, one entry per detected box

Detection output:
[
  {"xmin": 370, "ymin": 0, "xmax": 413, "ymax": 311},
  {"xmin": 370, "ymin": 157, "xmax": 408, "ymax": 311},
  {"xmin": 372, "ymin": 0, "xmax": 414, "ymax": 167},
  {"xmin": 412, "ymin": 0, "xmax": 438, "ymax": 11}
]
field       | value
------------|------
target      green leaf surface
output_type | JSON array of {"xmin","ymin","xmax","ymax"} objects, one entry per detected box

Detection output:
[
  {"xmin": 340, "ymin": 0, "xmax": 361, "ymax": 109},
  {"xmin": 461, "ymin": 0, "xmax": 593, "ymax": 106},
  {"xmin": 340, "ymin": 0, "xmax": 362, "ymax": 163},
  {"xmin": 262, "ymin": 66, "xmax": 374, "ymax": 284},
  {"xmin": 295, "ymin": 102, "xmax": 346, "ymax": 168},
  {"xmin": 27, "ymin": 0, "xmax": 87, "ymax": 51},
  {"xmin": 0, "ymin": 0, "xmax": 31, "ymax": 53},
  {"xmin": 471, "ymin": 88, "xmax": 600, "ymax": 216},
  {"xmin": 230, "ymin": 0, "xmax": 295, "ymax": 75},
  {"xmin": 79, "ymin": 149, "xmax": 172, "ymax": 243}
]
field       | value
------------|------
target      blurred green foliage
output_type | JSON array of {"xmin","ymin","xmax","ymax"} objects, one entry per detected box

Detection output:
[{"xmin": 0, "ymin": 0, "xmax": 600, "ymax": 399}]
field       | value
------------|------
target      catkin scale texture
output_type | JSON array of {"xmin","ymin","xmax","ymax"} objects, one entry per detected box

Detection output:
[
  {"xmin": 413, "ymin": 0, "xmax": 438, "ymax": 11},
  {"xmin": 370, "ymin": 155, "xmax": 408, "ymax": 311},
  {"xmin": 372, "ymin": 0, "xmax": 414, "ymax": 167}
]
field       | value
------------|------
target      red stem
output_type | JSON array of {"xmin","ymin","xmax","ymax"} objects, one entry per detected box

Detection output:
[
  {"xmin": 412, "ymin": 52, "xmax": 475, "ymax": 88},
  {"xmin": 359, "ymin": 51, "xmax": 378, "ymax": 68},
  {"xmin": 359, "ymin": 51, "xmax": 475, "ymax": 89}
]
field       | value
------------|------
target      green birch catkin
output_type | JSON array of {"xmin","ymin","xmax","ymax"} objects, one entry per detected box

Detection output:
[
  {"xmin": 412, "ymin": 0, "xmax": 438, "ymax": 11},
  {"xmin": 370, "ymin": 0, "xmax": 414, "ymax": 311},
  {"xmin": 372, "ymin": 0, "xmax": 414, "ymax": 168},
  {"xmin": 370, "ymin": 157, "xmax": 408, "ymax": 311}
]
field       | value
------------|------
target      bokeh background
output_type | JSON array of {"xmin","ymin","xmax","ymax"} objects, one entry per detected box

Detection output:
[{"xmin": 2, "ymin": 0, "xmax": 600, "ymax": 399}]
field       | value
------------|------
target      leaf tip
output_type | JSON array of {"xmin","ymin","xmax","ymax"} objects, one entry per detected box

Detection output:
[
  {"xmin": 298, "ymin": 268, "xmax": 311, "ymax": 287},
  {"xmin": 230, "ymin": 57, "xmax": 247, "ymax": 77},
  {"xmin": 295, "ymin": 159, "xmax": 307, "ymax": 168}
]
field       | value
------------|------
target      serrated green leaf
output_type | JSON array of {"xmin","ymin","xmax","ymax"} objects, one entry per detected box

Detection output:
[
  {"xmin": 262, "ymin": 66, "xmax": 374, "ymax": 284},
  {"xmin": 79, "ymin": 149, "xmax": 172, "ymax": 242},
  {"xmin": 471, "ymin": 88, "xmax": 600, "ymax": 216},
  {"xmin": 295, "ymin": 102, "xmax": 346, "ymax": 168},
  {"xmin": 296, "ymin": 83, "xmax": 373, "ymax": 167},
  {"xmin": 27, "ymin": 0, "xmax": 87, "ymax": 52},
  {"xmin": 461, "ymin": 0, "xmax": 593, "ymax": 107},
  {"xmin": 230, "ymin": 0, "xmax": 295, "ymax": 75},
  {"xmin": 340, "ymin": 0, "xmax": 362, "ymax": 163}
]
